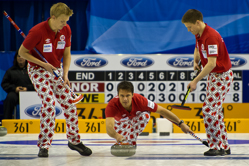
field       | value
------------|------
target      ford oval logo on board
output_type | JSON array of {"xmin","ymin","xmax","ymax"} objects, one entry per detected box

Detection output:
[
  {"xmin": 230, "ymin": 56, "xmax": 247, "ymax": 67},
  {"xmin": 74, "ymin": 57, "xmax": 108, "ymax": 68},
  {"xmin": 121, "ymin": 57, "xmax": 154, "ymax": 68},
  {"xmin": 167, "ymin": 57, "xmax": 194, "ymax": 68},
  {"xmin": 24, "ymin": 104, "xmax": 62, "ymax": 118}
]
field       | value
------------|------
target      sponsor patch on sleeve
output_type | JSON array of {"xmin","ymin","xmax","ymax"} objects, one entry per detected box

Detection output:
[
  {"xmin": 208, "ymin": 45, "xmax": 218, "ymax": 55},
  {"xmin": 147, "ymin": 99, "xmax": 155, "ymax": 109}
]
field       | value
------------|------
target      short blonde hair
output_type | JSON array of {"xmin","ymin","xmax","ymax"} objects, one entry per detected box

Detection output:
[{"xmin": 50, "ymin": 2, "xmax": 73, "ymax": 18}]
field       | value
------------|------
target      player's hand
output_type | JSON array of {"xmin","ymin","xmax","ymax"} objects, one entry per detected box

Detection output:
[
  {"xmin": 63, "ymin": 75, "xmax": 70, "ymax": 87},
  {"xmin": 194, "ymin": 61, "xmax": 201, "ymax": 71},
  {"xmin": 115, "ymin": 134, "xmax": 126, "ymax": 143},
  {"xmin": 43, "ymin": 63, "xmax": 57, "ymax": 74},
  {"xmin": 187, "ymin": 81, "xmax": 197, "ymax": 92},
  {"xmin": 180, "ymin": 123, "xmax": 193, "ymax": 134}
]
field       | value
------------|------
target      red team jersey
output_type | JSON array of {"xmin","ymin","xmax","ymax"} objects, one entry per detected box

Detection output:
[
  {"xmin": 195, "ymin": 24, "xmax": 231, "ymax": 73},
  {"xmin": 22, "ymin": 18, "xmax": 71, "ymax": 68},
  {"xmin": 105, "ymin": 93, "xmax": 158, "ymax": 121}
]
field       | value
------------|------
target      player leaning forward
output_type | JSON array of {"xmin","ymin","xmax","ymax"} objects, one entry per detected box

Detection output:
[
  {"xmin": 19, "ymin": 3, "xmax": 92, "ymax": 157},
  {"xmin": 182, "ymin": 9, "xmax": 233, "ymax": 156},
  {"xmin": 105, "ymin": 81, "xmax": 192, "ymax": 153}
]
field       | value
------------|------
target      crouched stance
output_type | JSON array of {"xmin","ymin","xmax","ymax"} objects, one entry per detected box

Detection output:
[{"xmin": 105, "ymin": 81, "xmax": 192, "ymax": 149}]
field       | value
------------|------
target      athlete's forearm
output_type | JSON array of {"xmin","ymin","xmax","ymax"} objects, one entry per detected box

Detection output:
[
  {"xmin": 194, "ymin": 47, "xmax": 200, "ymax": 64},
  {"xmin": 106, "ymin": 118, "xmax": 119, "ymax": 139},
  {"xmin": 156, "ymin": 105, "xmax": 181, "ymax": 124},
  {"xmin": 193, "ymin": 57, "xmax": 216, "ymax": 83},
  {"xmin": 106, "ymin": 126, "xmax": 119, "ymax": 139},
  {"xmin": 63, "ymin": 47, "xmax": 71, "ymax": 77},
  {"xmin": 19, "ymin": 44, "xmax": 46, "ymax": 67}
]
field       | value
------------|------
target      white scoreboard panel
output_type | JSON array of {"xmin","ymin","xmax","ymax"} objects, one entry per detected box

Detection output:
[
  {"xmin": 68, "ymin": 54, "xmax": 247, "ymax": 104},
  {"xmin": 70, "ymin": 71, "xmax": 242, "ymax": 104}
]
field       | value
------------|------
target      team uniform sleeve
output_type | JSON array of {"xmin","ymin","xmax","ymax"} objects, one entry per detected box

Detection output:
[
  {"xmin": 140, "ymin": 95, "xmax": 158, "ymax": 112},
  {"xmin": 206, "ymin": 37, "xmax": 219, "ymax": 57},
  {"xmin": 22, "ymin": 28, "xmax": 42, "ymax": 51}
]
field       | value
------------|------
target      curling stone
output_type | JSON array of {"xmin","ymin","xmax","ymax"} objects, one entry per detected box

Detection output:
[
  {"xmin": 111, "ymin": 143, "xmax": 136, "ymax": 157},
  {"xmin": 0, "ymin": 126, "xmax": 7, "ymax": 136}
]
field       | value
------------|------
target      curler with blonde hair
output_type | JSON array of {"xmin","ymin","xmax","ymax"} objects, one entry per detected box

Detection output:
[{"xmin": 50, "ymin": 2, "xmax": 73, "ymax": 18}]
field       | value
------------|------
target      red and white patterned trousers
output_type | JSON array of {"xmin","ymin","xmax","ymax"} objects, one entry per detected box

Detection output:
[
  {"xmin": 203, "ymin": 69, "xmax": 233, "ymax": 150},
  {"xmin": 28, "ymin": 64, "xmax": 81, "ymax": 149},
  {"xmin": 114, "ymin": 112, "xmax": 150, "ymax": 145}
]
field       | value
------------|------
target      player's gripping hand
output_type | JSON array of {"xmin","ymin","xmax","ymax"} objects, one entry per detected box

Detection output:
[
  {"xmin": 187, "ymin": 81, "xmax": 197, "ymax": 92},
  {"xmin": 194, "ymin": 61, "xmax": 201, "ymax": 71},
  {"xmin": 115, "ymin": 134, "xmax": 127, "ymax": 143},
  {"xmin": 180, "ymin": 123, "xmax": 193, "ymax": 134},
  {"xmin": 43, "ymin": 63, "xmax": 57, "ymax": 74},
  {"xmin": 62, "ymin": 75, "xmax": 70, "ymax": 87}
]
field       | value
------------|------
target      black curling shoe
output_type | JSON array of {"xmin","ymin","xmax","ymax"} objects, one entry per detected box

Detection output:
[
  {"xmin": 38, "ymin": 148, "xmax": 48, "ymax": 157},
  {"xmin": 224, "ymin": 148, "xmax": 231, "ymax": 155},
  {"xmin": 204, "ymin": 149, "xmax": 225, "ymax": 156},
  {"xmin": 68, "ymin": 142, "xmax": 92, "ymax": 156}
]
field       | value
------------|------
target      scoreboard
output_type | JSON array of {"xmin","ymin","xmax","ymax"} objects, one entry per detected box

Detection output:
[
  {"xmin": 70, "ymin": 70, "xmax": 243, "ymax": 104},
  {"xmin": 69, "ymin": 54, "xmax": 247, "ymax": 104}
]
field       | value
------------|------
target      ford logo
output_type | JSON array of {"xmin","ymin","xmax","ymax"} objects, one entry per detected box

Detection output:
[
  {"xmin": 121, "ymin": 57, "xmax": 154, "ymax": 68},
  {"xmin": 74, "ymin": 57, "xmax": 108, "ymax": 68},
  {"xmin": 24, "ymin": 104, "xmax": 62, "ymax": 118},
  {"xmin": 230, "ymin": 56, "xmax": 247, "ymax": 67},
  {"xmin": 167, "ymin": 57, "xmax": 194, "ymax": 68}
]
